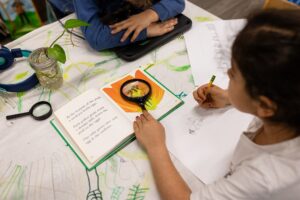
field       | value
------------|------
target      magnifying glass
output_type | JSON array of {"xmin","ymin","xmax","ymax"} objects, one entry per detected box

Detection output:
[
  {"xmin": 6, "ymin": 101, "xmax": 53, "ymax": 121},
  {"xmin": 120, "ymin": 79, "xmax": 152, "ymax": 110}
]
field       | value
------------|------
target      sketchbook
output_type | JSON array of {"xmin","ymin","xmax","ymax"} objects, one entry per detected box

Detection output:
[
  {"xmin": 50, "ymin": 69, "xmax": 183, "ymax": 170},
  {"xmin": 163, "ymin": 93, "xmax": 253, "ymax": 184},
  {"xmin": 184, "ymin": 19, "xmax": 246, "ymax": 87}
]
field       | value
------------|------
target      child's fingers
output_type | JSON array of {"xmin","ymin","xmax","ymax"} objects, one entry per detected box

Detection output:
[
  {"xmin": 111, "ymin": 22, "xmax": 130, "ymax": 34},
  {"xmin": 109, "ymin": 22, "xmax": 120, "ymax": 29},
  {"xmin": 136, "ymin": 116, "xmax": 143, "ymax": 127},
  {"xmin": 143, "ymin": 110, "xmax": 154, "ymax": 121},
  {"xmin": 193, "ymin": 88, "xmax": 207, "ymax": 102},
  {"xmin": 165, "ymin": 26, "xmax": 174, "ymax": 33},
  {"xmin": 193, "ymin": 90, "xmax": 201, "ymax": 101},
  {"xmin": 133, "ymin": 121, "xmax": 139, "ymax": 134},
  {"xmin": 121, "ymin": 26, "xmax": 135, "ymax": 42},
  {"xmin": 164, "ymin": 18, "xmax": 178, "ymax": 26},
  {"xmin": 161, "ymin": 19, "xmax": 177, "ymax": 33},
  {"xmin": 131, "ymin": 27, "xmax": 143, "ymax": 42},
  {"xmin": 140, "ymin": 114, "xmax": 147, "ymax": 123},
  {"xmin": 111, "ymin": 27, "xmax": 123, "ymax": 34},
  {"xmin": 110, "ymin": 20, "xmax": 127, "ymax": 29},
  {"xmin": 200, "ymin": 102, "xmax": 213, "ymax": 109}
]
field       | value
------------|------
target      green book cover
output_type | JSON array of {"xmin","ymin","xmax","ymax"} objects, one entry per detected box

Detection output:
[{"xmin": 50, "ymin": 68, "xmax": 184, "ymax": 171}]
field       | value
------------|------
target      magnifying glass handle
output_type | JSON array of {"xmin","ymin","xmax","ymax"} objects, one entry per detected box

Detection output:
[
  {"xmin": 139, "ymin": 103, "xmax": 146, "ymax": 111},
  {"xmin": 6, "ymin": 112, "xmax": 31, "ymax": 120}
]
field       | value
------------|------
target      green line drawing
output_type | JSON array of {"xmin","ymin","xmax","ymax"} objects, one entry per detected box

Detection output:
[
  {"xmin": 189, "ymin": 74, "xmax": 195, "ymax": 84},
  {"xmin": 177, "ymin": 34, "xmax": 184, "ymax": 40},
  {"xmin": 176, "ymin": 91, "xmax": 188, "ymax": 99},
  {"xmin": 126, "ymin": 184, "xmax": 149, "ymax": 200},
  {"xmin": 99, "ymin": 50, "xmax": 116, "ymax": 57},
  {"xmin": 0, "ymin": 165, "xmax": 24, "ymax": 200},
  {"xmin": 45, "ymin": 31, "xmax": 52, "ymax": 46},
  {"xmin": 110, "ymin": 186, "xmax": 124, "ymax": 200},
  {"xmin": 16, "ymin": 92, "xmax": 25, "ymax": 112},
  {"xmin": 194, "ymin": 16, "xmax": 213, "ymax": 22},
  {"xmin": 167, "ymin": 64, "xmax": 190, "ymax": 72}
]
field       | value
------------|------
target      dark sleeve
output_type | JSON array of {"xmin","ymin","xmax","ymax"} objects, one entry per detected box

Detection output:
[
  {"xmin": 73, "ymin": 0, "xmax": 147, "ymax": 51},
  {"xmin": 151, "ymin": 0, "xmax": 185, "ymax": 21}
]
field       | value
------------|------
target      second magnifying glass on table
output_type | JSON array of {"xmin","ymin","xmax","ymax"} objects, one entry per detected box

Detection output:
[
  {"xmin": 6, "ymin": 101, "xmax": 53, "ymax": 121},
  {"xmin": 120, "ymin": 79, "xmax": 152, "ymax": 110}
]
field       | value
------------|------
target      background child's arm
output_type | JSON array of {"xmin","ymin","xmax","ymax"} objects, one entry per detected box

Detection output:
[
  {"xmin": 151, "ymin": 0, "xmax": 185, "ymax": 21},
  {"xmin": 110, "ymin": 0, "xmax": 185, "ymax": 42},
  {"xmin": 134, "ymin": 111, "xmax": 191, "ymax": 200},
  {"xmin": 110, "ymin": 9, "xmax": 160, "ymax": 42},
  {"xmin": 73, "ymin": 0, "xmax": 148, "ymax": 51}
]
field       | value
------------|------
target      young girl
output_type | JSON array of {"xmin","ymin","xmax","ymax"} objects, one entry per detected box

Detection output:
[
  {"xmin": 50, "ymin": 0, "xmax": 184, "ymax": 51},
  {"xmin": 133, "ymin": 9, "xmax": 300, "ymax": 200}
]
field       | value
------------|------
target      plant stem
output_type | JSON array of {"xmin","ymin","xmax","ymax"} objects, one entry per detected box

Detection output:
[
  {"xmin": 70, "ymin": 28, "xmax": 75, "ymax": 47},
  {"xmin": 49, "ymin": 30, "xmax": 66, "ymax": 48}
]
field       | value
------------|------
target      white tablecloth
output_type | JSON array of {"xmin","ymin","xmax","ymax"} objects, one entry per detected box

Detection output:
[{"xmin": 0, "ymin": 2, "xmax": 219, "ymax": 199}]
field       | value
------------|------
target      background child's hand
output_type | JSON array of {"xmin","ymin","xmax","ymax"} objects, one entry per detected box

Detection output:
[
  {"xmin": 193, "ymin": 84, "xmax": 230, "ymax": 108},
  {"xmin": 110, "ymin": 9, "xmax": 159, "ymax": 42},
  {"xmin": 147, "ymin": 18, "xmax": 178, "ymax": 38},
  {"xmin": 134, "ymin": 111, "xmax": 166, "ymax": 153}
]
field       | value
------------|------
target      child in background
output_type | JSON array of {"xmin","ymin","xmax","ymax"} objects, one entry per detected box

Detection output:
[
  {"xmin": 12, "ymin": 0, "xmax": 31, "ymax": 26},
  {"xmin": 133, "ymin": 9, "xmax": 300, "ymax": 200},
  {"xmin": 49, "ymin": 0, "xmax": 184, "ymax": 51}
]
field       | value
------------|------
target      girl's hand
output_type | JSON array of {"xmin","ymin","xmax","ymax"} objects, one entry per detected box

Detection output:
[
  {"xmin": 193, "ymin": 84, "xmax": 230, "ymax": 109},
  {"xmin": 110, "ymin": 9, "xmax": 159, "ymax": 42},
  {"xmin": 147, "ymin": 18, "xmax": 178, "ymax": 38},
  {"xmin": 134, "ymin": 111, "xmax": 166, "ymax": 153}
]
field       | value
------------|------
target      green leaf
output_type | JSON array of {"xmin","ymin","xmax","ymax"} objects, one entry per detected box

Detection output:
[
  {"xmin": 47, "ymin": 44, "xmax": 66, "ymax": 64},
  {"xmin": 64, "ymin": 19, "xmax": 90, "ymax": 29}
]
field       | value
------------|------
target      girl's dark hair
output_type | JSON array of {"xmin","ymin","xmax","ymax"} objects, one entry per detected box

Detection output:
[{"xmin": 232, "ymin": 9, "xmax": 300, "ymax": 132}]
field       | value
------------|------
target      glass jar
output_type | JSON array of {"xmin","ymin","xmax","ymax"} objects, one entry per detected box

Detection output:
[{"xmin": 28, "ymin": 47, "xmax": 63, "ymax": 90}]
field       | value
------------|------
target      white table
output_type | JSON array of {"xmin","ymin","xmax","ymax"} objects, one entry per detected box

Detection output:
[{"xmin": 0, "ymin": 2, "xmax": 219, "ymax": 199}]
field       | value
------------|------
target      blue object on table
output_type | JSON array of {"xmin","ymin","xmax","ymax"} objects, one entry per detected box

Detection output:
[
  {"xmin": 288, "ymin": 0, "xmax": 300, "ymax": 5},
  {"xmin": 0, "ymin": 46, "xmax": 39, "ymax": 92}
]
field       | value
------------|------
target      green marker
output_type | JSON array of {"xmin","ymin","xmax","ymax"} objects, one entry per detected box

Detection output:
[{"xmin": 208, "ymin": 75, "xmax": 216, "ymax": 88}]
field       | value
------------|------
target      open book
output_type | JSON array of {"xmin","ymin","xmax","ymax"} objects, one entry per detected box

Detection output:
[{"xmin": 51, "ymin": 69, "xmax": 183, "ymax": 170}]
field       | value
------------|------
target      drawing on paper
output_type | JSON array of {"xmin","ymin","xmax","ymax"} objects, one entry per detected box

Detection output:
[
  {"xmin": 186, "ymin": 106, "xmax": 230, "ymax": 135},
  {"xmin": 206, "ymin": 20, "xmax": 245, "ymax": 75}
]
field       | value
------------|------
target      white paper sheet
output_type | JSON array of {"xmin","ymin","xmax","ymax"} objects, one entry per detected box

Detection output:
[
  {"xmin": 185, "ymin": 19, "xmax": 246, "ymax": 88},
  {"xmin": 163, "ymin": 94, "xmax": 253, "ymax": 184}
]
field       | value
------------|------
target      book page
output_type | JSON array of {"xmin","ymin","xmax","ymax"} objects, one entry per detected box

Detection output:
[
  {"xmin": 54, "ymin": 89, "xmax": 132, "ymax": 164},
  {"xmin": 101, "ymin": 69, "xmax": 183, "ymax": 121}
]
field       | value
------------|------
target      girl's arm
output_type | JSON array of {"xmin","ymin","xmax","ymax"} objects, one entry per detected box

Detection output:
[
  {"xmin": 134, "ymin": 112, "xmax": 272, "ymax": 200},
  {"xmin": 147, "ymin": 144, "xmax": 191, "ymax": 200},
  {"xmin": 73, "ymin": 0, "xmax": 147, "ymax": 51},
  {"xmin": 134, "ymin": 111, "xmax": 191, "ymax": 200}
]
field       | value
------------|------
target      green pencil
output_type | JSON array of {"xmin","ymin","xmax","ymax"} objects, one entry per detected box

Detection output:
[{"xmin": 208, "ymin": 75, "xmax": 216, "ymax": 88}]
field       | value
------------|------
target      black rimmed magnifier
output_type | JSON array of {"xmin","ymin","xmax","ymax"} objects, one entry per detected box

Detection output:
[
  {"xmin": 120, "ymin": 79, "xmax": 152, "ymax": 110},
  {"xmin": 6, "ymin": 101, "xmax": 53, "ymax": 121}
]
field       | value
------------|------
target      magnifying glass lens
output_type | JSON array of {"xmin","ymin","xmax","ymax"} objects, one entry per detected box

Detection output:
[
  {"xmin": 122, "ymin": 81, "xmax": 150, "ymax": 98},
  {"xmin": 32, "ymin": 104, "xmax": 51, "ymax": 117}
]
